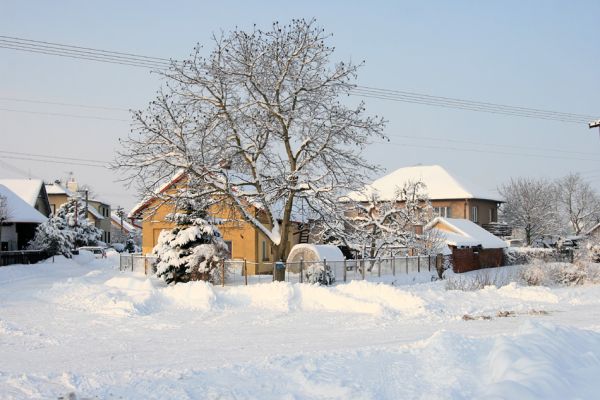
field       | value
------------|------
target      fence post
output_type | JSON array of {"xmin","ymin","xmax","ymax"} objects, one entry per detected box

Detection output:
[
  {"xmin": 377, "ymin": 257, "xmax": 381, "ymax": 277},
  {"xmin": 343, "ymin": 258, "xmax": 347, "ymax": 282},
  {"xmin": 119, "ymin": 254, "xmax": 122, "ymax": 271},
  {"xmin": 221, "ymin": 260, "xmax": 225, "ymax": 287},
  {"xmin": 300, "ymin": 258, "xmax": 304, "ymax": 284},
  {"xmin": 131, "ymin": 253, "xmax": 134, "ymax": 272},
  {"xmin": 418, "ymin": 256, "xmax": 420, "ymax": 273},
  {"xmin": 323, "ymin": 258, "xmax": 327, "ymax": 280},
  {"xmin": 428, "ymin": 255, "xmax": 431, "ymax": 272},
  {"xmin": 244, "ymin": 259, "xmax": 248, "ymax": 286},
  {"xmin": 362, "ymin": 258, "xmax": 365, "ymax": 280},
  {"xmin": 392, "ymin": 255, "xmax": 395, "ymax": 276},
  {"xmin": 144, "ymin": 257, "xmax": 148, "ymax": 275}
]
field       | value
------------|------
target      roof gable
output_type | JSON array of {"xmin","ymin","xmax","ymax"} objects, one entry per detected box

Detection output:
[
  {"xmin": 349, "ymin": 165, "xmax": 502, "ymax": 202},
  {"xmin": 426, "ymin": 217, "xmax": 506, "ymax": 249},
  {"xmin": 0, "ymin": 179, "xmax": 45, "ymax": 207},
  {"xmin": 0, "ymin": 184, "xmax": 47, "ymax": 224}
]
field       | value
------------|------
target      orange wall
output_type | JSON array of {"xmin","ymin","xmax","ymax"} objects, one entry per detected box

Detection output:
[{"xmin": 139, "ymin": 197, "xmax": 300, "ymax": 274}]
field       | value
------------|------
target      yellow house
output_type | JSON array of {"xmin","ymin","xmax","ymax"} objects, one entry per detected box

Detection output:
[{"xmin": 128, "ymin": 172, "xmax": 303, "ymax": 274}]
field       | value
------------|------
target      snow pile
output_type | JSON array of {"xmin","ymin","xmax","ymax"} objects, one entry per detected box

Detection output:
[{"xmin": 3, "ymin": 254, "xmax": 600, "ymax": 399}]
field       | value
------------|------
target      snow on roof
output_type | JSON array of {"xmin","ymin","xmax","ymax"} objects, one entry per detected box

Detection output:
[
  {"xmin": 585, "ymin": 222, "xmax": 600, "ymax": 236},
  {"xmin": 348, "ymin": 165, "xmax": 502, "ymax": 202},
  {"xmin": 111, "ymin": 212, "xmax": 139, "ymax": 232},
  {"xmin": 0, "ymin": 185, "xmax": 47, "ymax": 224},
  {"xmin": 0, "ymin": 179, "xmax": 44, "ymax": 207},
  {"xmin": 425, "ymin": 217, "xmax": 507, "ymax": 249},
  {"xmin": 45, "ymin": 182, "xmax": 75, "ymax": 196},
  {"xmin": 87, "ymin": 205, "xmax": 104, "ymax": 220},
  {"xmin": 128, "ymin": 170, "xmax": 187, "ymax": 218}
]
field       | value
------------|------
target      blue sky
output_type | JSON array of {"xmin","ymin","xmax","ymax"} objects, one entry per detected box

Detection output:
[{"xmin": 1, "ymin": 1, "xmax": 599, "ymax": 209}]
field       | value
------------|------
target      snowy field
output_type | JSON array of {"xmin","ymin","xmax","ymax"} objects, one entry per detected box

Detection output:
[{"xmin": 1, "ymin": 251, "xmax": 600, "ymax": 399}]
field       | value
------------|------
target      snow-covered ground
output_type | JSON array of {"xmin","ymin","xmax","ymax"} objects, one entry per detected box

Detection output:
[{"xmin": 1, "ymin": 251, "xmax": 600, "ymax": 399}]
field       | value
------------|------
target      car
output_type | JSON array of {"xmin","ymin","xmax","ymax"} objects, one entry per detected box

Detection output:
[{"xmin": 77, "ymin": 246, "xmax": 107, "ymax": 258}]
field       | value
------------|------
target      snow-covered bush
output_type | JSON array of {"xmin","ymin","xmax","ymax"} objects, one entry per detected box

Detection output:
[
  {"xmin": 55, "ymin": 198, "xmax": 102, "ymax": 247},
  {"xmin": 304, "ymin": 264, "xmax": 335, "ymax": 285},
  {"xmin": 29, "ymin": 198, "xmax": 101, "ymax": 257},
  {"xmin": 124, "ymin": 237, "xmax": 136, "ymax": 253},
  {"xmin": 504, "ymin": 247, "xmax": 559, "ymax": 265},
  {"xmin": 28, "ymin": 216, "xmax": 74, "ymax": 257},
  {"xmin": 152, "ymin": 213, "xmax": 229, "ymax": 284}
]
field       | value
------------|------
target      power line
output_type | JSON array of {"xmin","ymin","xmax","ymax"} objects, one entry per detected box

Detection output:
[
  {"xmin": 0, "ymin": 36, "xmax": 171, "ymax": 69},
  {"xmin": 350, "ymin": 89, "xmax": 592, "ymax": 124},
  {"xmin": 2, "ymin": 34, "xmax": 597, "ymax": 125},
  {"xmin": 0, "ymin": 35, "xmax": 171, "ymax": 63},
  {"xmin": 0, "ymin": 42, "xmax": 169, "ymax": 69},
  {"xmin": 354, "ymin": 85, "xmax": 597, "ymax": 121},
  {"xmin": 0, "ymin": 96, "xmax": 130, "ymax": 112},
  {"xmin": 373, "ymin": 140, "xmax": 600, "ymax": 162},
  {"xmin": 0, "ymin": 107, "xmax": 129, "ymax": 122},
  {"xmin": 0, "ymin": 150, "xmax": 108, "ymax": 164},
  {"xmin": 388, "ymin": 134, "xmax": 600, "ymax": 157},
  {"xmin": 0, "ymin": 155, "xmax": 108, "ymax": 168}
]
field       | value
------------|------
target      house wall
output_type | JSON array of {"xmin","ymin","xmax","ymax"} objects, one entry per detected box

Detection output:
[
  {"xmin": 451, "ymin": 247, "xmax": 504, "ymax": 273},
  {"xmin": 139, "ymin": 198, "xmax": 300, "ymax": 275},
  {"xmin": 0, "ymin": 224, "xmax": 18, "ymax": 251},
  {"xmin": 88, "ymin": 200, "xmax": 112, "ymax": 243},
  {"xmin": 430, "ymin": 199, "xmax": 498, "ymax": 225},
  {"xmin": 47, "ymin": 193, "xmax": 68, "ymax": 216}
]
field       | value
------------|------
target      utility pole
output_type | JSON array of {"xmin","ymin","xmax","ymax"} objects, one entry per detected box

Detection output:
[{"xmin": 590, "ymin": 119, "xmax": 600, "ymax": 135}]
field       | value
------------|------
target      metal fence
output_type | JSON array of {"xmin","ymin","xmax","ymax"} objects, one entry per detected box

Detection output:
[
  {"xmin": 119, "ymin": 253, "xmax": 158, "ymax": 275},
  {"xmin": 0, "ymin": 250, "xmax": 48, "ymax": 267},
  {"xmin": 121, "ymin": 253, "xmax": 441, "ymax": 286}
]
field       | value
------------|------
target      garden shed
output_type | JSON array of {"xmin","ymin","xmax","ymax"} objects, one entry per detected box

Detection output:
[{"xmin": 425, "ymin": 217, "xmax": 507, "ymax": 273}]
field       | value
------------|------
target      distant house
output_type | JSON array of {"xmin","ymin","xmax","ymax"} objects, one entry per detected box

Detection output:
[
  {"xmin": 0, "ymin": 179, "xmax": 51, "ymax": 217},
  {"xmin": 349, "ymin": 165, "xmax": 503, "ymax": 226},
  {"xmin": 110, "ymin": 211, "xmax": 141, "ymax": 245},
  {"xmin": 425, "ymin": 217, "xmax": 507, "ymax": 273},
  {"xmin": 45, "ymin": 179, "xmax": 112, "ymax": 243},
  {"xmin": 586, "ymin": 222, "xmax": 600, "ymax": 241},
  {"xmin": 129, "ymin": 171, "xmax": 302, "ymax": 274},
  {"xmin": 0, "ymin": 184, "xmax": 47, "ymax": 250}
]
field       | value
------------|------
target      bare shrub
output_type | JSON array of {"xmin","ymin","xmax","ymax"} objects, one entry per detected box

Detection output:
[
  {"xmin": 445, "ymin": 271, "xmax": 509, "ymax": 291},
  {"xmin": 518, "ymin": 262, "xmax": 600, "ymax": 287}
]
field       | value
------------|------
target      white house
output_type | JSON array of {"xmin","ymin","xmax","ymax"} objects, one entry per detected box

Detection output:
[{"xmin": 0, "ymin": 184, "xmax": 48, "ymax": 251}]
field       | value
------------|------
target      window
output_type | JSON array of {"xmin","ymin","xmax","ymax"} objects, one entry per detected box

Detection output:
[
  {"xmin": 51, "ymin": 204, "xmax": 56, "ymax": 215},
  {"xmin": 471, "ymin": 206, "xmax": 478, "ymax": 223},
  {"xmin": 488, "ymin": 208, "xmax": 493, "ymax": 223},
  {"xmin": 262, "ymin": 240, "xmax": 269, "ymax": 261},
  {"xmin": 224, "ymin": 240, "xmax": 233, "ymax": 258},
  {"xmin": 433, "ymin": 206, "xmax": 451, "ymax": 218}
]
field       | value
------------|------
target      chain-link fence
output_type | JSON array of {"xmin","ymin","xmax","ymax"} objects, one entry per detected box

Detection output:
[{"xmin": 120, "ymin": 253, "xmax": 442, "ymax": 287}]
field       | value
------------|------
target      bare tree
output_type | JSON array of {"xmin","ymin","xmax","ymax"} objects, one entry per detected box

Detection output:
[
  {"xmin": 0, "ymin": 194, "xmax": 8, "ymax": 248},
  {"xmin": 341, "ymin": 180, "xmax": 433, "ymax": 262},
  {"xmin": 116, "ymin": 19, "xmax": 386, "ymax": 263},
  {"xmin": 499, "ymin": 177, "xmax": 560, "ymax": 245},
  {"xmin": 555, "ymin": 173, "xmax": 600, "ymax": 235}
]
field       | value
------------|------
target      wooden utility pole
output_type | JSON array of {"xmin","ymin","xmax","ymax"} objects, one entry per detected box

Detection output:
[{"xmin": 590, "ymin": 119, "xmax": 600, "ymax": 134}]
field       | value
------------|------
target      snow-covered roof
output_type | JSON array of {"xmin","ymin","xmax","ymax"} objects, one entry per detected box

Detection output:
[
  {"xmin": 585, "ymin": 222, "xmax": 600, "ymax": 236},
  {"xmin": 0, "ymin": 185, "xmax": 47, "ymax": 224},
  {"xmin": 87, "ymin": 205, "xmax": 104, "ymax": 220},
  {"xmin": 111, "ymin": 212, "xmax": 139, "ymax": 232},
  {"xmin": 348, "ymin": 165, "xmax": 502, "ymax": 202},
  {"xmin": 45, "ymin": 182, "xmax": 75, "ymax": 196},
  {"xmin": 425, "ymin": 217, "xmax": 507, "ymax": 249},
  {"xmin": 0, "ymin": 179, "xmax": 45, "ymax": 207},
  {"xmin": 128, "ymin": 170, "xmax": 187, "ymax": 218}
]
